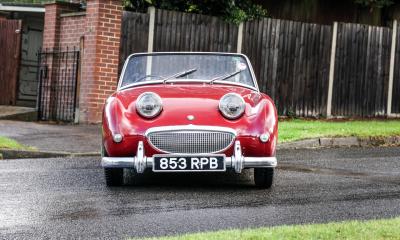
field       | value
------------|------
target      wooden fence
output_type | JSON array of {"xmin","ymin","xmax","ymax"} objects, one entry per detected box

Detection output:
[
  {"xmin": 332, "ymin": 23, "xmax": 392, "ymax": 117},
  {"xmin": 0, "ymin": 18, "xmax": 22, "ymax": 105},
  {"xmin": 393, "ymin": 24, "xmax": 400, "ymax": 114},
  {"xmin": 119, "ymin": 8, "xmax": 400, "ymax": 118},
  {"xmin": 242, "ymin": 19, "xmax": 332, "ymax": 116},
  {"xmin": 153, "ymin": 9, "xmax": 238, "ymax": 52},
  {"xmin": 119, "ymin": 11, "xmax": 149, "ymax": 73}
]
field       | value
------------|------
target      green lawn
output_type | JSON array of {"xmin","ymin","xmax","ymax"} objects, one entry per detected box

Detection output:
[
  {"xmin": 136, "ymin": 218, "xmax": 400, "ymax": 240},
  {"xmin": 279, "ymin": 119, "xmax": 400, "ymax": 143},
  {"xmin": 0, "ymin": 136, "xmax": 34, "ymax": 150}
]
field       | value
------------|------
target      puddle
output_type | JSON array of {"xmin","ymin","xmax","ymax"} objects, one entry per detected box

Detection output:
[
  {"xmin": 51, "ymin": 208, "xmax": 99, "ymax": 221},
  {"xmin": 279, "ymin": 164, "xmax": 369, "ymax": 177},
  {"xmin": 279, "ymin": 163, "xmax": 400, "ymax": 184}
]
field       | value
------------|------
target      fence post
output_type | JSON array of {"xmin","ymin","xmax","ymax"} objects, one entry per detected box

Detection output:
[
  {"xmin": 327, "ymin": 22, "xmax": 338, "ymax": 118},
  {"xmin": 147, "ymin": 7, "xmax": 155, "ymax": 52},
  {"xmin": 74, "ymin": 36, "xmax": 84, "ymax": 124},
  {"xmin": 387, "ymin": 20, "xmax": 397, "ymax": 117},
  {"xmin": 237, "ymin": 22, "xmax": 244, "ymax": 53},
  {"xmin": 36, "ymin": 49, "xmax": 43, "ymax": 120},
  {"xmin": 146, "ymin": 7, "xmax": 156, "ymax": 75}
]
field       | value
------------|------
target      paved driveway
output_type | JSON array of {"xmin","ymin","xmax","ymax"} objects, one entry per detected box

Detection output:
[
  {"xmin": 0, "ymin": 147, "xmax": 400, "ymax": 239},
  {"xmin": 0, "ymin": 120, "xmax": 101, "ymax": 153}
]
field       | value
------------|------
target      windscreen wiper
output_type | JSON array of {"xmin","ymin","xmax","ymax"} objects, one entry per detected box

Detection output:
[
  {"xmin": 119, "ymin": 75, "xmax": 165, "ymax": 90},
  {"xmin": 135, "ymin": 74, "xmax": 165, "ymax": 82},
  {"xmin": 209, "ymin": 70, "xmax": 243, "ymax": 84},
  {"xmin": 163, "ymin": 68, "xmax": 197, "ymax": 83}
]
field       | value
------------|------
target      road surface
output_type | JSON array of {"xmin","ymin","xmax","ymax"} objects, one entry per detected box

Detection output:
[{"xmin": 1, "ymin": 147, "xmax": 400, "ymax": 239}]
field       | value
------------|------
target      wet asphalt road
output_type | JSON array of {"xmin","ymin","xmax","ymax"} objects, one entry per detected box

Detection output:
[{"xmin": 1, "ymin": 147, "xmax": 400, "ymax": 239}]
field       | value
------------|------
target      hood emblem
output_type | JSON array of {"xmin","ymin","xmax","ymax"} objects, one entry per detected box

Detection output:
[{"xmin": 187, "ymin": 115, "xmax": 195, "ymax": 121}]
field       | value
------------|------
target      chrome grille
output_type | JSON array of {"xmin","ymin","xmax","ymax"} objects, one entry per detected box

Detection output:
[{"xmin": 147, "ymin": 130, "xmax": 235, "ymax": 154}]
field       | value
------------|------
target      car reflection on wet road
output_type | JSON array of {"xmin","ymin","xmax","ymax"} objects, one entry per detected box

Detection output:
[{"xmin": 1, "ymin": 147, "xmax": 400, "ymax": 239}]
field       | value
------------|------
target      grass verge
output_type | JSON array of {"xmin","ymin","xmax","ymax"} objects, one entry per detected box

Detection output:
[
  {"xmin": 0, "ymin": 136, "xmax": 35, "ymax": 151},
  {"xmin": 136, "ymin": 218, "xmax": 400, "ymax": 240},
  {"xmin": 279, "ymin": 119, "xmax": 400, "ymax": 143}
]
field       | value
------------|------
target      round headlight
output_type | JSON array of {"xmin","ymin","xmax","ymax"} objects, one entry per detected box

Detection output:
[
  {"xmin": 136, "ymin": 92, "xmax": 163, "ymax": 118},
  {"xmin": 219, "ymin": 93, "xmax": 245, "ymax": 119}
]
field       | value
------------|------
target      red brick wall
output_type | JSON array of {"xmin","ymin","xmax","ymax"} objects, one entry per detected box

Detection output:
[
  {"xmin": 42, "ymin": 4, "xmax": 60, "ymax": 50},
  {"xmin": 59, "ymin": 14, "xmax": 86, "ymax": 48},
  {"xmin": 43, "ymin": 3, "xmax": 81, "ymax": 50},
  {"xmin": 79, "ymin": 0, "xmax": 122, "ymax": 123}
]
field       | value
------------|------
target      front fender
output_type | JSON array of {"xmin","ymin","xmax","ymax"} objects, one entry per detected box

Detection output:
[
  {"xmin": 241, "ymin": 94, "xmax": 278, "ymax": 157},
  {"xmin": 102, "ymin": 96, "xmax": 125, "ymax": 156}
]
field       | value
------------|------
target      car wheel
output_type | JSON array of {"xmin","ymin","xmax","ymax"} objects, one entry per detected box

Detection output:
[
  {"xmin": 102, "ymin": 144, "xmax": 123, "ymax": 186},
  {"xmin": 104, "ymin": 168, "xmax": 124, "ymax": 186},
  {"xmin": 254, "ymin": 168, "xmax": 274, "ymax": 189}
]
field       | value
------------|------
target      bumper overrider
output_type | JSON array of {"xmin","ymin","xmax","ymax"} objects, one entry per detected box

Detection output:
[{"xmin": 101, "ymin": 140, "xmax": 277, "ymax": 174}]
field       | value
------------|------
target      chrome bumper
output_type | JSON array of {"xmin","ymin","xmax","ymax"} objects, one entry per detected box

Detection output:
[{"xmin": 101, "ymin": 141, "xmax": 277, "ymax": 174}]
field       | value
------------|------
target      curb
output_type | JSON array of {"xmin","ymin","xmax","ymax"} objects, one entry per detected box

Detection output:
[
  {"xmin": 0, "ymin": 149, "xmax": 100, "ymax": 160},
  {"xmin": 278, "ymin": 136, "xmax": 400, "ymax": 150}
]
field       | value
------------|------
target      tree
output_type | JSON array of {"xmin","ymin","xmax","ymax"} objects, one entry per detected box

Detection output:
[
  {"xmin": 123, "ymin": 0, "xmax": 268, "ymax": 24},
  {"xmin": 354, "ymin": 0, "xmax": 394, "ymax": 9}
]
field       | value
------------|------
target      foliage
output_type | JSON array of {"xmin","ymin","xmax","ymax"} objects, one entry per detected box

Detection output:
[
  {"xmin": 123, "ymin": 0, "xmax": 268, "ymax": 24},
  {"xmin": 4, "ymin": 0, "xmax": 398, "ymax": 20},
  {"xmin": 354, "ymin": 0, "xmax": 394, "ymax": 9}
]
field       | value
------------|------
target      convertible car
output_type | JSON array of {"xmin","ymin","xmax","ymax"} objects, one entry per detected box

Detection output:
[{"xmin": 101, "ymin": 52, "xmax": 278, "ymax": 188}]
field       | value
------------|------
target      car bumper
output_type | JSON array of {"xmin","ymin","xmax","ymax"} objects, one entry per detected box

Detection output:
[{"xmin": 101, "ymin": 141, "xmax": 277, "ymax": 173}]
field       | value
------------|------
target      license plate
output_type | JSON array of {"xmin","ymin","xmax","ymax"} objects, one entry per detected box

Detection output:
[{"xmin": 153, "ymin": 155, "xmax": 226, "ymax": 172}]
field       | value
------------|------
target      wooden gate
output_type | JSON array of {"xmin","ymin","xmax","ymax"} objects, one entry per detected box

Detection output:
[{"xmin": 0, "ymin": 18, "xmax": 22, "ymax": 105}]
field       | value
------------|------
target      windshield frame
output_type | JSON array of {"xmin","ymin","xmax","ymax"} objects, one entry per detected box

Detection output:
[{"xmin": 117, "ymin": 52, "xmax": 260, "ymax": 92}]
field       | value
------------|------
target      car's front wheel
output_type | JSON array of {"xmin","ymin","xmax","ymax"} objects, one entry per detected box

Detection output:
[
  {"xmin": 102, "ymin": 144, "xmax": 123, "ymax": 186},
  {"xmin": 254, "ymin": 168, "xmax": 274, "ymax": 189},
  {"xmin": 104, "ymin": 168, "xmax": 124, "ymax": 186}
]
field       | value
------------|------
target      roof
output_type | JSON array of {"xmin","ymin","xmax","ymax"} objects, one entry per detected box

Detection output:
[{"xmin": 0, "ymin": 3, "xmax": 45, "ymax": 12}]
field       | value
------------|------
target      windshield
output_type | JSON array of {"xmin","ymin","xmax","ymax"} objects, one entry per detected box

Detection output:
[{"xmin": 120, "ymin": 54, "xmax": 255, "ymax": 88}]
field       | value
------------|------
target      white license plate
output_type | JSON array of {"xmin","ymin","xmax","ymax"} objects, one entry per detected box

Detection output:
[{"xmin": 153, "ymin": 155, "xmax": 226, "ymax": 172}]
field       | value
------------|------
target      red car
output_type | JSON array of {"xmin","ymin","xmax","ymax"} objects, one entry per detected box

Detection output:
[{"xmin": 101, "ymin": 52, "xmax": 278, "ymax": 188}]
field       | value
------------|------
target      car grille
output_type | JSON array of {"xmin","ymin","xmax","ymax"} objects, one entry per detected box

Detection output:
[{"xmin": 147, "ymin": 130, "xmax": 235, "ymax": 154}]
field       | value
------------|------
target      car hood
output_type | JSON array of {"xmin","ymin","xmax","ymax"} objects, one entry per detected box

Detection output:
[{"xmin": 109, "ymin": 83, "xmax": 276, "ymax": 136}]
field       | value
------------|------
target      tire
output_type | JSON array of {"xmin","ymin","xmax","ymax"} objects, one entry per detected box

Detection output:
[
  {"xmin": 104, "ymin": 168, "xmax": 124, "ymax": 186},
  {"xmin": 102, "ymin": 144, "xmax": 123, "ymax": 186},
  {"xmin": 254, "ymin": 168, "xmax": 274, "ymax": 189}
]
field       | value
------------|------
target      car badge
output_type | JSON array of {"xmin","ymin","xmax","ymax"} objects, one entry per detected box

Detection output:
[{"xmin": 187, "ymin": 115, "xmax": 195, "ymax": 121}]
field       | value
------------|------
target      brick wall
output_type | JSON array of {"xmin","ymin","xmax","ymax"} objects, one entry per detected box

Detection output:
[
  {"xmin": 59, "ymin": 13, "xmax": 86, "ymax": 48},
  {"xmin": 79, "ymin": 0, "xmax": 122, "ymax": 123},
  {"xmin": 42, "ymin": 0, "xmax": 122, "ymax": 123},
  {"xmin": 43, "ymin": 2, "xmax": 81, "ymax": 50}
]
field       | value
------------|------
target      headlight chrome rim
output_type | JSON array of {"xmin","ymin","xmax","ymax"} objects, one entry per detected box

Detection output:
[
  {"xmin": 136, "ymin": 92, "xmax": 163, "ymax": 119},
  {"xmin": 219, "ymin": 93, "xmax": 246, "ymax": 120}
]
